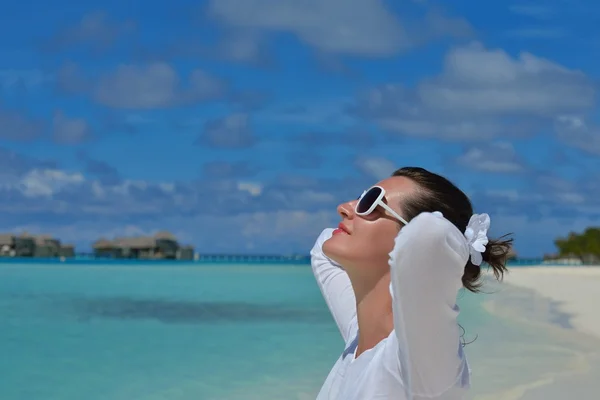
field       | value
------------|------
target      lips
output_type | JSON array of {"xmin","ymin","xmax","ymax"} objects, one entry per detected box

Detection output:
[{"xmin": 333, "ymin": 223, "xmax": 350, "ymax": 235}]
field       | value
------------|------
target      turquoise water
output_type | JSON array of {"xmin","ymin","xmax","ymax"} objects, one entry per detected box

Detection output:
[
  {"xmin": 0, "ymin": 264, "xmax": 342, "ymax": 400},
  {"xmin": 1, "ymin": 263, "xmax": 598, "ymax": 400}
]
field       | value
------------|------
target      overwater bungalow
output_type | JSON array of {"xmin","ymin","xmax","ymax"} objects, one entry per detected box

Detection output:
[
  {"xmin": 0, "ymin": 232, "xmax": 74, "ymax": 258},
  {"xmin": 177, "ymin": 245, "xmax": 195, "ymax": 261},
  {"xmin": 92, "ymin": 239, "xmax": 121, "ymax": 259},
  {"xmin": 34, "ymin": 234, "xmax": 61, "ymax": 257},
  {"xmin": 92, "ymin": 231, "xmax": 195, "ymax": 260},
  {"xmin": 59, "ymin": 244, "xmax": 76, "ymax": 258},
  {"xmin": 15, "ymin": 233, "xmax": 36, "ymax": 257},
  {"xmin": 0, "ymin": 234, "xmax": 14, "ymax": 256}
]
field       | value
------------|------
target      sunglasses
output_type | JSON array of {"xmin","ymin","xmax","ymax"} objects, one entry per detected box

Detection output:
[{"xmin": 355, "ymin": 186, "xmax": 409, "ymax": 225}]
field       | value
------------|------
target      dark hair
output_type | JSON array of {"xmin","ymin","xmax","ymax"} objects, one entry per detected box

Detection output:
[{"xmin": 392, "ymin": 167, "xmax": 513, "ymax": 293}]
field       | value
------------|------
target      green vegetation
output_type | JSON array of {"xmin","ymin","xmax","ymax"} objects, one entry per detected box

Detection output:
[{"xmin": 554, "ymin": 227, "xmax": 600, "ymax": 262}]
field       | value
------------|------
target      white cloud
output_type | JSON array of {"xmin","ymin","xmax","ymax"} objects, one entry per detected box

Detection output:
[
  {"xmin": 257, "ymin": 97, "xmax": 355, "ymax": 128},
  {"xmin": 215, "ymin": 31, "xmax": 272, "ymax": 65},
  {"xmin": 44, "ymin": 11, "xmax": 135, "ymax": 52},
  {"xmin": 2, "ymin": 208, "xmax": 338, "ymax": 253},
  {"xmin": 19, "ymin": 169, "xmax": 85, "ymax": 197},
  {"xmin": 457, "ymin": 142, "xmax": 525, "ymax": 173},
  {"xmin": 477, "ymin": 172, "xmax": 600, "ymax": 218},
  {"xmin": 207, "ymin": 0, "xmax": 471, "ymax": 57},
  {"xmin": 355, "ymin": 156, "xmax": 396, "ymax": 180},
  {"xmin": 197, "ymin": 113, "xmax": 256, "ymax": 148},
  {"xmin": 555, "ymin": 115, "xmax": 600, "ymax": 155},
  {"xmin": 92, "ymin": 62, "xmax": 226, "ymax": 109},
  {"xmin": 208, "ymin": 0, "xmax": 408, "ymax": 56},
  {"xmin": 0, "ymin": 165, "xmax": 340, "ymax": 252},
  {"xmin": 0, "ymin": 156, "xmax": 347, "ymax": 221},
  {"xmin": 0, "ymin": 150, "xmax": 597, "ymax": 255},
  {"xmin": 238, "ymin": 181, "xmax": 263, "ymax": 196},
  {"xmin": 419, "ymin": 42, "xmax": 592, "ymax": 115},
  {"xmin": 53, "ymin": 111, "xmax": 93, "ymax": 144},
  {"xmin": 354, "ymin": 41, "xmax": 596, "ymax": 142}
]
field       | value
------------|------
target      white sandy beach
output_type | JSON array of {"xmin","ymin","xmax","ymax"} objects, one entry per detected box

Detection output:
[
  {"xmin": 474, "ymin": 266, "xmax": 600, "ymax": 400},
  {"xmin": 503, "ymin": 266, "xmax": 600, "ymax": 340}
]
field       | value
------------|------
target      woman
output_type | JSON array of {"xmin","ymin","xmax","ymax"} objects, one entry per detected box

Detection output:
[{"xmin": 311, "ymin": 167, "xmax": 511, "ymax": 400}]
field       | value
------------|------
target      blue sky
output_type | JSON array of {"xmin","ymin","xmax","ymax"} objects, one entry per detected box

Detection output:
[{"xmin": 1, "ymin": 0, "xmax": 599, "ymax": 257}]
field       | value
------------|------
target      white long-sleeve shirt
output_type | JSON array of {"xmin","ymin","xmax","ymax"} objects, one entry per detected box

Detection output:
[{"xmin": 310, "ymin": 212, "xmax": 471, "ymax": 400}]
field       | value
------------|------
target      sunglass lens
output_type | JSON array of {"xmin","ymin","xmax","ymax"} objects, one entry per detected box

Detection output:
[{"xmin": 357, "ymin": 187, "xmax": 382, "ymax": 214}]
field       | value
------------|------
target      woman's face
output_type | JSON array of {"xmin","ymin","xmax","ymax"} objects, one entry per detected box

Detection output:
[{"xmin": 322, "ymin": 176, "xmax": 418, "ymax": 280}]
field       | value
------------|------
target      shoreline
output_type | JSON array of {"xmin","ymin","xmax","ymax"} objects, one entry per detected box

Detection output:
[
  {"xmin": 499, "ymin": 266, "xmax": 600, "ymax": 340},
  {"xmin": 476, "ymin": 266, "xmax": 600, "ymax": 400}
]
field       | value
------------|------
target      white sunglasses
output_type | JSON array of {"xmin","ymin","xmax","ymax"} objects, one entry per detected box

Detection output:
[{"xmin": 355, "ymin": 186, "xmax": 409, "ymax": 225}]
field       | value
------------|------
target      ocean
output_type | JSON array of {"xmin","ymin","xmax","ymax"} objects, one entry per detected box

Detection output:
[{"xmin": 1, "ymin": 262, "xmax": 599, "ymax": 400}]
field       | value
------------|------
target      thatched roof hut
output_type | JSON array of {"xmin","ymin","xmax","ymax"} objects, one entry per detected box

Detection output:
[
  {"xmin": 154, "ymin": 231, "xmax": 176, "ymax": 241},
  {"xmin": 92, "ymin": 238, "xmax": 115, "ymax": 249},
  {"xmin": 0, "ymin": 234, "xmax": 14, "ymax": 247},
  {"xmin": 92, "ymin": 232, "xmax": 190, "ymax": 260},
  {"xmin": 116, "ymin": 237, "xmax": 156, "ymax": 249},
  {"xmin": 34, "ymin": 234, "xmax": 58, "ymax": 246}
]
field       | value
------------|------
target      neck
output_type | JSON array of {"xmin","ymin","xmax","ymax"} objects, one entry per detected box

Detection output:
[{"xmin": 353, "ymin": 273, "xmax": 394, "ymax": 358}]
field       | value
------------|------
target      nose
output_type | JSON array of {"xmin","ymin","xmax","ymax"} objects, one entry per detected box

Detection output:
[{"xmin": 337, "ymin": 200, "xmax": 356, "ymax": 220}]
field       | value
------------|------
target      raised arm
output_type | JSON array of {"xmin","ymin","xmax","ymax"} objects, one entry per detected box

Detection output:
[
  {"xmin": 310, "ymin": 228, "xmax": 357, "ymax": 342},
  {"xmin": 388, "ymin": 212, "xmax": 470, "ymax": 397}
]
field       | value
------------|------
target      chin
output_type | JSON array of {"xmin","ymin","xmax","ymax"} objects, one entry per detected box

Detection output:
[
  {"xmin": 322, "ymin": 236, "xmax": 336, "ymax": 257},
  {"xmin": 322, "ymin": 236, "xmax": 352, "ymax": 267}
]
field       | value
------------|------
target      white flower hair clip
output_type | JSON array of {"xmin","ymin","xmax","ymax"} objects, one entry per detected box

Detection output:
[{"xmin": 464, "ymin": 213, "xmax": 490, "ymax": 266}]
